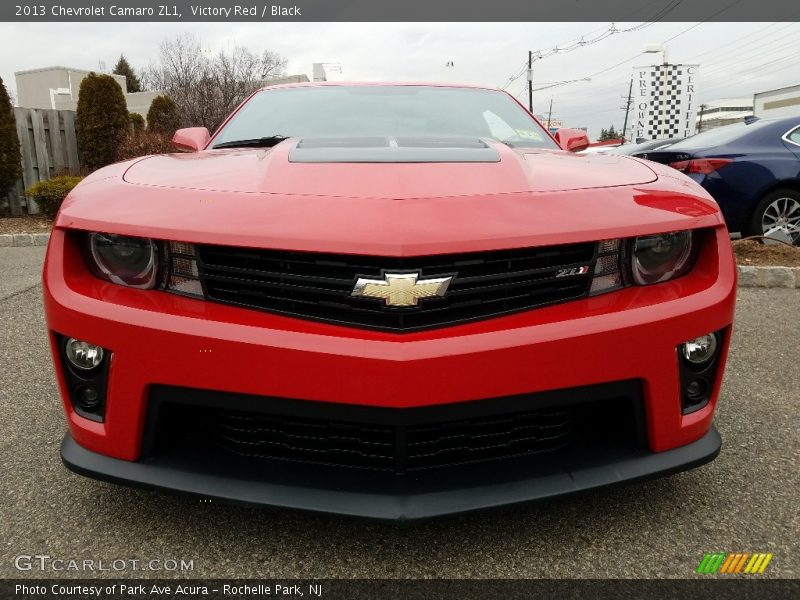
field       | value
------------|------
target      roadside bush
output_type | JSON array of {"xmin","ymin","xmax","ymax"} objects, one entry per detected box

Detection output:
[
  {"xmin": 0, "ymin": 76, "xmax": 22, "ymax": 200},
  {"xmin": 146, "ymin": 95, "xmax": 181, "ymax": 136},
  {"xmin": 116, "ymin": 130, "xmax": 175, "ymax": 161},
  {"xmin": 130, "ymin": 112, "xmax": 145, "ymax": 131},
  {"xmin": 26, "ymin": 176, "xmax": 84, "ymax": 218},
  {"xmin": 76, "ymin": 73, "xmax": 130, "ymax": 171}
]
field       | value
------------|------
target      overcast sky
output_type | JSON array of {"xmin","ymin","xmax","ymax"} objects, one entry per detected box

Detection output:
[{"xmin": 0, "ymin": 20, "xmax": 797, "ymax": 137}]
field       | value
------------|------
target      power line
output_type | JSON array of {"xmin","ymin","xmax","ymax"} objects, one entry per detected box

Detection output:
[
  {"xmin": 499, "ymin": 0, "xmax": 689, "ymax": 91},
  {"xmin": 700, "ymin": 54, "xmax": 800, "ymax": 95},
  {"xmin": 544, "ymin": 21, "xmax": 795, "ymax": 102},
  {"xmin": 689, "ymin": 34, "xmax": 799, "ymax": 79},
  {"xmin": 499, "ymin": 7, "xmax": 683, "ymax": 92},
  {"xmin": 661, "ymin": 0, "xmax": 744, "ymax": 43},
  {"xmin": 684, "ymin": 21, "xmax": 795, "ymax": 62}
]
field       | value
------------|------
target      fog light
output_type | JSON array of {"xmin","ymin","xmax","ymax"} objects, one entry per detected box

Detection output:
[
  {"xmin": 76, "ymin": 386, "xmax": 100, "ymax": 409},
  {"xmin": 65, "ymin": 338, "xmax": 104, "ymax": 370},
  {"xmin": 685, "ymin": 378, "xmax": 708, "ymax": 402},
  {"xmin": 682, "ymin": 333, "xmax": 718, "ymax": 365}
]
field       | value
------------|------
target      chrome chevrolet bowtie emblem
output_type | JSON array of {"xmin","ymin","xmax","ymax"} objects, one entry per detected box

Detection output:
[{"xmin": 351, "ymin": 272, "xmax": 453, "ymax": 307}]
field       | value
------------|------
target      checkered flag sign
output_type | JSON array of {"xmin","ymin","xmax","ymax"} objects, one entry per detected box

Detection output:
[{"xmin": 629, "ymin": 64, "xmax": 699, "ymax": 142}]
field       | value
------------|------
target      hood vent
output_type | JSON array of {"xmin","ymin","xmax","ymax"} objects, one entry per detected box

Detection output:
[{"xmin": 289, "ymin": 136, "xmax": 500, "ymax": 163}]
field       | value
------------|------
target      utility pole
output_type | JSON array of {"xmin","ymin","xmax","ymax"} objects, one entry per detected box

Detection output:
[
  {"xmin": 621, "ymin": 78, "xmax": 633, "ymax": 143},
  {"xmin": 546, "ymin": 97, "xmax": 554, "ymax": 130},
  {"xmin": 527, "ymin": 50, "xmax": 533, "ymax": 113},
  {"xmin": 697, "ymin": 104, "xmax": 707, "ymax": 133}
]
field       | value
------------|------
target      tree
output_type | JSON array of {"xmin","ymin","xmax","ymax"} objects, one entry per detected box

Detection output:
[
  {"xmin": 76, "ymin": 73, "xmax": 130, "ymax": 171},
  {"xmin": 146, "ymin": 95, "xmax": 180, "ymax": 136},
  {"xmin": 144, "ymin": 33, "xmax": 287, "ymax": 132},
  {"xmin": 0, "ymin": 76, "xmax": 22, "ymax": 200},
  {"xmin": 116, "ymin": 130, "xmax": 176, "ymax": 162},
  {"xmin": 113, "ymin": 54, "xmax": 142, "ymax": 93},
  {"xmin": 598, "ymin": 125, "xmax": 620, "ymax": 141},
  {"xmin": 129, "ymin": 112, "xmax": 145, "ymax": 131}
]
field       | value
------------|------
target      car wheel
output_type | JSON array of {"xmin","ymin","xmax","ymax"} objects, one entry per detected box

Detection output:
[{"xmin": 745, "ymin": 189, "xmax": 800, "ymax": 245}]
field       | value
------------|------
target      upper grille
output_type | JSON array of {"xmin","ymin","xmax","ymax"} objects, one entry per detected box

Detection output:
[{"xmin": 196, "ymin": 242, "xmax": 596, "ymax": 331}]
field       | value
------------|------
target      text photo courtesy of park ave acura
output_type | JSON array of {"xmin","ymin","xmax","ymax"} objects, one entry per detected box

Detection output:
[{"xmin": 0, "ymin": 0, "xmax": 798, "ymax": 598}]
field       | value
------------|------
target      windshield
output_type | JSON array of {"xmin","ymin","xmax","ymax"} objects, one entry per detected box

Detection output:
[{"xmin": 211, "ymin": 85, "xmax": 558, "ymax": 149}]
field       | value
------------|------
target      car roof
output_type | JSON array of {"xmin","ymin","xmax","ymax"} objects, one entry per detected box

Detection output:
[
  {"xmin": 257, "ymin": 81, "xmax": 504, "ymax": 92},
  {"xmin": 666, "ymin": 116, "xmax": 799, "ymax": 151}
]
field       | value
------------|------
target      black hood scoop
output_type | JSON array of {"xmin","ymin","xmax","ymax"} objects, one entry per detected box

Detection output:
[{"xmin": 288, "ymin": 136, "xmax": 501, "ymax": 163}]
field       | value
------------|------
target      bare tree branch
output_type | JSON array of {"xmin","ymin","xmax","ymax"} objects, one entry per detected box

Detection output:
[{"xmin": 144, "ymin": 34, "xmax": 287, "ymax": 132}]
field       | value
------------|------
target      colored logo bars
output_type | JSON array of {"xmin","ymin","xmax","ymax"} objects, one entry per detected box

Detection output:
[{"xmin": 696, "ymin": 552, "xmax": 774, "ymax": 574}]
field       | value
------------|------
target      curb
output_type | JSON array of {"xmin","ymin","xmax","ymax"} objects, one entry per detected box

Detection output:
[
  {"xmin": 1, "ymin": 232, "xmax": 798, "ymax": 289},
  {"xmin": 0, "ymin": 232, "xmax": 51, "ymax": 247},
  {"xmin": 736, "ymin": 265, "xmax": 800, "ymax": 289}
]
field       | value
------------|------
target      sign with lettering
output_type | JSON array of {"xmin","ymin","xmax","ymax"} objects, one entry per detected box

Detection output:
[{"xmin": 628, "ymin": 64, "xmax": 699, "ymax": 141}]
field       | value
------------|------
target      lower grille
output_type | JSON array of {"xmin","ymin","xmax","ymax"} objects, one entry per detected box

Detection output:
[
  {"xmin": 147, "ymin": 383, "xmax": 644, "ymax": 477},
  {"xmin": 218, "ymin": 412, "xmax": 397, "ymax": 472},
  {"xmin": 215, "ymin": 406, "xmax": 573, "ymax": 473}
]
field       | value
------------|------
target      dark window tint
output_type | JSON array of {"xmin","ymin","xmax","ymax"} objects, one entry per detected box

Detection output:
[
  {"xmin": 668, "ymin": 120, "xmax": 772, "ymax": 150},
  {"xmin": 786, "ymin": 126, "xmax": 800, "ymax": 145}
]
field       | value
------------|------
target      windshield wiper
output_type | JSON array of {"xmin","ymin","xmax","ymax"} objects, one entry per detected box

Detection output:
[{"xmin": 212, "ymin": 135, "xmax": 290, "ymax": 149}]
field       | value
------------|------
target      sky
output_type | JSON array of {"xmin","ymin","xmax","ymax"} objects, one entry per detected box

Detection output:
[{"xmin": 0, "ymin": 20, "xmax": 797, "ymax": 138}]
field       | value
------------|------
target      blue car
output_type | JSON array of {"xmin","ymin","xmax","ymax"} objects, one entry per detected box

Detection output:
[{"xmin": 637, "ymin": 116, "xmax": 800, "ymax": 245}]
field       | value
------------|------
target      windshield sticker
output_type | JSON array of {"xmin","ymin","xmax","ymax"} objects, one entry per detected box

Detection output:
[{"xmin": 515, "ymin": 129, "xmax": 544, "ymax": 141}]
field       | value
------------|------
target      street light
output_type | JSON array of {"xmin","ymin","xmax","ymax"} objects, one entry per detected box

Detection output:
[{"xmin": 643, "ymin": 44, "xmax": 668, "ymax": 65}]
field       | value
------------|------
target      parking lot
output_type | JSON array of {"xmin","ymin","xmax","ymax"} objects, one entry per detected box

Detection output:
[{"xmin": 1, "ymin": 245, "xmax": 797, "ymax": 579}]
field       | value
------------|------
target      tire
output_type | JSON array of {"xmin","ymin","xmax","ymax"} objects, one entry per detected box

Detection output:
[{"xmin": 743, "ymin": 188, "xmax": 800, "ymax": 245}]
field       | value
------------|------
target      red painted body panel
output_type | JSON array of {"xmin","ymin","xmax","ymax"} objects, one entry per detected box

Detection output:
[
  {"xmin": 44, "ymin": 83, "xmax": 736, "ymax": 498},
  {"xmin": 44, "ymin": 226, "xmax": 735, "ymax": 461},
  {"xmin": 56, "ymin": 146, "xmax": 719, "ymax": 256},
  {"xmin": 121, "ymin": 144, "xmax": 658, "ymax": 195}
]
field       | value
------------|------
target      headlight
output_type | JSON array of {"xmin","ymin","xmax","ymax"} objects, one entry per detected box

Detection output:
[
  {"xmin": 86, "ymin": 233, "xmax": 158, "ymax": 289},
  {"xmin": 631, "ymin": 231, "xmax": 696, "ymax": 285}
]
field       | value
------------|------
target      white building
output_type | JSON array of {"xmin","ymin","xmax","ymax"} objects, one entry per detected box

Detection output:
[
  {"xmin": 695, "ymin": 98, "xmax": 753, "ymax": 132},
  {"xmin": 754, "ymin": 84, "xmax": 800, "ymax": 119},
  {"xmin": 14, "ymin": 66, "xmax": 159, "ymax": 117}
]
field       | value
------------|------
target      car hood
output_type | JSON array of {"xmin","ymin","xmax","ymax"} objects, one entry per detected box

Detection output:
[
  {"xmin": 122, "ymin": 139, "xmax": 658, "ymax": 197},
  {"xmin": 60, "ymin": 140, "xmax": 722, "ymax": 256}
]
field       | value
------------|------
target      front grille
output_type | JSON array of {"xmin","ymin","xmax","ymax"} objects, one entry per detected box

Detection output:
[
  {"xmin": 146, "ymin": 382, "xmax": 645, "ymax": 479},
  {"xmin": 215, "ymin": 405, "xmax": 573, "ymax": 473},
  {"xmin": 196, "ymin": 242, "xmax": 596, "ymax": 331}
]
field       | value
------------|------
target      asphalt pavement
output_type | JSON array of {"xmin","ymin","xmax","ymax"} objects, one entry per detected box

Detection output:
[{"xmin": 1, "ymin": 246, "xmax": 797, "ymax": 579}]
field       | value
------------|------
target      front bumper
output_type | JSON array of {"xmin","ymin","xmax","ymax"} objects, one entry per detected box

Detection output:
[
  {"xmin": 46, "ymin": 227, "xmax": 736, "ymax": 517},
  {"xmin": 61, "ymin": 426, "xmax": 721, "ymax": 520}
]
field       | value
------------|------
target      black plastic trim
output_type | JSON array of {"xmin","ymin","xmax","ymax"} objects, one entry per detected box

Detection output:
[
  {"xmin": 288, "ymin": 136, "xmax": 502, "ymax": 163},
  {"xmin": 56, "ymin": 334, "xmax": 111, "ymax": 423},
  {"xmin": 60, "ymin": 425, "xmax": 721, "ymax": 521},
  {"xmin": 679, "ymin": 328, "xmax": 726, "ymax": 415},
  {"xmin": 193, "ymin": 242, "xmax": 598, "ymax": 332}
]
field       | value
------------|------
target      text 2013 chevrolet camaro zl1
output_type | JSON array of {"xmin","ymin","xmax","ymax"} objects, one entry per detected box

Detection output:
[{"xmin": 44, "ymin": 83, "xmax": 736, "ymax": 519}]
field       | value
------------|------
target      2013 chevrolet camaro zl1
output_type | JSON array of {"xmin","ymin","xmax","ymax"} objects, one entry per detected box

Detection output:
[{"xmin": 44, "ymin": 83, "xmax": 736, "ymax": 519}]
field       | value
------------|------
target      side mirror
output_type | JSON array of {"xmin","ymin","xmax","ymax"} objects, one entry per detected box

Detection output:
[
  {"xmin": 172, "ymin": 128, "xmax": 210, "ymax": 152},
  {"xmin": 554, "ymin": 128, "xmax": 591, "ymax": 153}
]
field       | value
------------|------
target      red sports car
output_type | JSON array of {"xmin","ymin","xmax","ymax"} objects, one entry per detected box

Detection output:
[{"xmin": 44, "ymin": 83, "xmax": 736, "ymax": 519}]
